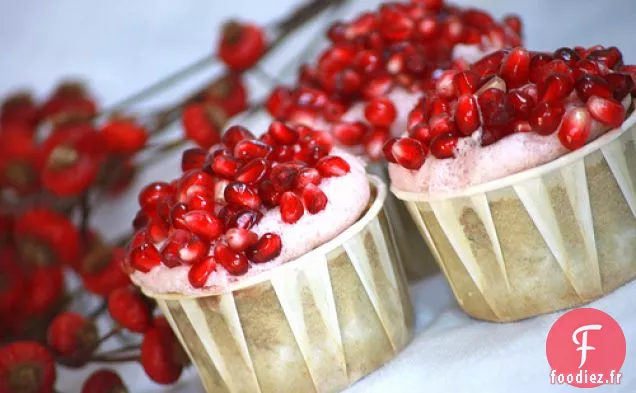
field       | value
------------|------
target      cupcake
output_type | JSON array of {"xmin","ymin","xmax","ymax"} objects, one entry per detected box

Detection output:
[
  {"xmin": 126, "ymin": 123, "xmax": 413, "ymax": 393},
  {"xmin": 387, "ymin": 45, "xmax": 636, "ymax": 322},
  {"xmin": 265, "ymin": 0, "xmax": 523, "ymax": 279}
]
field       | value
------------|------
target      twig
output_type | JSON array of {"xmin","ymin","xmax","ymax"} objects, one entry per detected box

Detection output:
[
  {"xmin": 96, "ymin": 344, "xmax": 141, "ymax": 358},
  {"xmin": 88, "ymin": 355, "xmax": 140, "ymax": 364}
]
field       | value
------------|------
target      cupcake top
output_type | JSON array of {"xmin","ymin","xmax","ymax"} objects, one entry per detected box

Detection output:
[
  {"xmin": 386, "ymin": 46, "xmax": 636, "ymax": 195},
  {"xmin": 126, "ymin": 123, "xmax": 370, "ymax": 295},
  {"xmin": 266, "ymin": 1, "xmax": 522, "ymax": 160}
]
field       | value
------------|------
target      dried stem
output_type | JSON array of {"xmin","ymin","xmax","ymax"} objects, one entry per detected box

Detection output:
[
  {"xmin": 96, "ymin": 344, "xmax": 141, "ymax": 358},
  {"xmin": 88, "ymin": 354, "xmax": 140, "ymax": 364}
]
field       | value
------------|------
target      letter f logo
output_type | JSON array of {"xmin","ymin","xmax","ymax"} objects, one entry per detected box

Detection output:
[{"xmin": 573, "ymin": 324, "xmax": 603, "ymax": 368}]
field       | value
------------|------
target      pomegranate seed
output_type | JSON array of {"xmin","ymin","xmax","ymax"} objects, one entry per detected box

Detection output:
[
  {"xmin": 210, "ymin": 153, "xmax": 239, "ymax": 179},
  {"xmin": 538, "ymin": 73, "xmax": 574, "ymax": 102},
  {"xmin": 315, "ymin": 156, "xmax": 350, "ymax": 177},
  {"xmin": 130, "ymin": 242, "xmax": 161, "ymax": 273},
  {"xmin": 478, "ymin": 88, "xmax": 512, "ymax": 131},
  {"xmin": 430, "ymin": 134, "xmax": 459, "ymax": 159},
  {"xmin": 234, "ymin": 139, "xmax": 272, "ymax": 161},
  {"xmin": 559, "ymin": 107, "xmax": 592, "ymax": 150},
  {"xmin": 508, "ymin": 90, "xmax": 536, "ymax": 120},
  {"xmin": 224, "ymin": 181, "xmax": 261, "ymax": 209},
  {"xmin": 139, "ymin": 182, "xmax": 175, "ymax": 210},
  {"xmin": 430, "ymin": 96, "xmax": 452, "ymax": 117},
  {"xmin": 435, "ymin": 71, "xmax": 457, "ymax": 99},
  {"xmin": 272, "ymin": 145, "xmax": 294, "ymax": 162},
  {"xmin": 302, "ymin": 184, "xmax": 328, "ymax": 214},
  {"xmin": 554, "ymin": 47, "xmax": 580, "ymax": 67},
  {"xmin": 586, "ymin": 96, "xmax": 626, "ymax": 128},
  {"xmin": 587, "ymin": 47, "xmax": 623, "ymax": 70},
  {"xmin": 147, "ymin": 219, "xmax": 169, "ymax": 243},
  {"xmin": 471, "ymin": 50, "xmax": 507, "ymax": 78},
  {"xmin": 575, "ymin": 74, "xmax": 612, "ymax": 102},
  {"xmin": 362, "ymin": 75, "xmax": 394, "ymax": 99},
  {"xmin": 260, "ymin": 132, "xmax": 276, "ymax": 146},
  {"xmin": 379, "ymin": 6, "xmax": 414, "ymax": 41},
  {"xmin": 574, "ymin": 59, "xmax": 602, "ymax": 79},
  {"xmin": 529, "ymin": 101, "xmax": 566, "ymax": 135},
  {"xmin": 392, "ymin": 137, "xmax": 426, "ymax": 169},
  {"xmin": 188, "ymin": 256, "xmax": 216, "ymax": 288},
  {"xmin": 531, "ymin": 59, "xmax": 573, "ymax": 85},
  {"xmin": 235, "ymin": 158, "xmax": 267, "ymax": 185},
  {"xmin": 430, "ymin": 114, "xmax": 458, "ymax": 139},
  {"xmin": 187, "ymin": 192, "xmax": 216, "ymax": 214},
  {"xmin": 227, "ymin": 208, "xmax": 262, "ymax": 230},
  {"xmin": 410, "ymin": 123, "xmax": 433, "ymax": 144},
  {"xmin": 222, "ymin": 125, "xmax": 254, "ymax": 149},
  {"xmin": 270, "ymin": 164, "xmax": 299, "ymax": 191},
  {"xmin": 503, "ymin": 15, "xmax": 523, "ymax": 36},
  {"xmin": 170, "ymin": 203, "xmax": 188, "ymax": 228},
  {"xmin": 280, "ymin": 191, "xmax": 304, "ymax": 224},
  {"xmin": 364, "ymin": 128, "xmax": 388, "ymax": 161},
  {"xmin": 177, "ymin": 170, "xmax": 216, "ymax": 203},
  {"xmin": 408, "ymin": 100, "xmax": 429, "ymax": 131},
  {"xmin": 462, "ymin": 9, "xmax": 495, "ymax": 28},
  {"xmin": 500, "ymin": 47, "xmax": 531, "ymax": 88},
  {"xmin": 513, "ymin": 120, "xmax": 532, "ymax": 133},
  {"xmin": 161, "ymin": 229, "xmax": 209, "ymax": 266},
  {"xmin": 258, "ymin": 179, "xmax": 282, "ymax": 207},
  {"xmin": 267, "ymin": 87, "xmax": 293, "ymax": 119},
  {"xmin": 181, "ymin": 148, "xmax": 207, "ymax": 173},
  {"xmin": 226, "ymin": 228, "xmax": 258, "ymax": 252},
  {"xmin": 214, "ymin": 242, "xmax": 248, "ymax": 275},
  {"xmin": 332, "ymin": 121, "xmax": 367, "ymax": 146},
  {"xmin": 441, "ymin": 15, "xmax": 464, "ymax": 43},
  {"xmin": 248, "ymin": 233, "xmax": 282, "ymax": 263},
  {"xmin": 453, "ymin": 71, "xmax": 481, "ymax": 95},
  {"xmin": 295, "ymin": 168, "xmax": 321, "ymax": 190},
  {"xmin": 605, "ymin": 73, "xmax": 635, "ymax": 101},
  {"xmin": 455, "ymin": 94, "xmax": 481, "ymax": 136},
  {"xmin": 268, "ymin": 121, "xmax": 298, "ymax": 145},
  {"xmin": 364, "ymin": 98, "xmax": 397, "ymax": 127},
  {"xmin": 383, "ymin": 138, "xmax": 398, "ymax": 163},
  {"xmin": 529, "ymin": 53, "xmax": 555, "ymax": 83},
  {"xmin": 181, "ymin": 210, "xmax": 224, "ymax": 241}
]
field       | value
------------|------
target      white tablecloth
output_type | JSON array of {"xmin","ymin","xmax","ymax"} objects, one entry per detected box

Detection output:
[{"xmin": 2, "ymin": 0, "xmax": 635, "ymax": 391}]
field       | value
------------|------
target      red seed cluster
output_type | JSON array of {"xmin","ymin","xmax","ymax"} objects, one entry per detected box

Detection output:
[
  {"xmin": 267, "ymin": 1, "xmax": 522, "ymax": 159},
  {"xmin": 386, "ymin": 46, "xmax": 636, "ymax": 169},
  {"xmin": 127, "ymin": 123, "xmax": 351, "ymax": 287}
]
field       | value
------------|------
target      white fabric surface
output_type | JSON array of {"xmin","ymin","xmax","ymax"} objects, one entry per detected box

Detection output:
[{"xmin": 2, "ymin": 0, "xmax": 635, "ymax": 392}]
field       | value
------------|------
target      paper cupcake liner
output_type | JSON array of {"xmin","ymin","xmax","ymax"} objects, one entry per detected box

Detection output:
[
  {"xmin": 368, "ymin": 163, "xmax": 439, "ymax": 281},
  {"xmin": 139, "ymin": 175, "xmax": 413, "ymax": 393},
  {"xmin": 393, "ymin": 112, "xmax": 636, "ymax": 322}
]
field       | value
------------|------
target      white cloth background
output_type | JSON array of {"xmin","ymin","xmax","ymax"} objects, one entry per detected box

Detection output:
[{"xmin": 1, "ymin": 0, "xmax": 635, "ymax": 392}]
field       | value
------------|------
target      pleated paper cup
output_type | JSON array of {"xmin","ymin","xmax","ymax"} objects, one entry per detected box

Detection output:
[
  {"xmin": 138, "ymin": 175, "xmax": 413, "ymax": 393},
  {"xmin": 392, "ymin": 112, "xmax": 636, "ymax": 322},
  {"xmin": 368, "ymin": 163, "xmax": 439, "ymax": 281}
]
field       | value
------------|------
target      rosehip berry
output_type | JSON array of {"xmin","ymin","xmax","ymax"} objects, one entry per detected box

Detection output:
[
  {"xmin": 141, "ymin": 319, "xmax": 186, "ymax": 385},
  {"xmin": 47, "ymin": 312, "xmax": 98, "ymax": 357},
  {"xmin": 107, "ymin": 287, "xmax": 152, "ymax": 333},
  {"xmin": 364, "ymin": 98, "xmax": 397, "ymax": 127},
  {"xmin": 218, "ymin": 21, "xmax": 266, "ymax": 71},
  {"xmin": 0, "ymin": 342, "xmax": 56, "ymax": 393},
  {"xmin": 101, "ymin": 118, "xmax": 147, "ymax": 154},
  {"xmin": 82, "ymin": 369, "xmax": 128, "ymax": 393},
  {"xmin": 182, "ymin": 103, "xmax": 225, "ymax": 149}
]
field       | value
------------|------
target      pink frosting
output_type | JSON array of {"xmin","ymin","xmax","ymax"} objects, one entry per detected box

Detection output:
[
  {"xmin": 389, "ymin": 96, "xmax": 633, "ymax": 195},
  {"xmin": 131, "ymin": 149, "xmax": 370, "ymax": 296}
]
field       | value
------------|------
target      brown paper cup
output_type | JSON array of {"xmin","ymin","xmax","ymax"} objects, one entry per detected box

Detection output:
[
  {"xmin": 138, "ymin": 175, "xmax": 413, "ymax": 393},
  {"xmin": 392, "ymin": 112, "xmax": 636, "ymax": 322},
  {"xmin": 368, "ymin": 163, "xmax": 439, "ymax": 281}
]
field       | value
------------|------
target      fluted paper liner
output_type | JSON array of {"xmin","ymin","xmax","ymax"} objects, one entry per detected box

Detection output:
[
  {"xmin": 368, "ymin": 163, "xmax": 439, "ymax": 281},
  {"xmin": 393, "ymin": 112, "xmax": 636, "ymax": 322},
  {"xmin": 138, "ymin": 176, "xmax": 413, "ymax": 393}
]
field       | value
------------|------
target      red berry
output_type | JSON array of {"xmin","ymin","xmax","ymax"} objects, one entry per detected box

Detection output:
[
  {"xmin": 280, "ymin": 191, "xmax": 304, "ymax": 224},
  {"xmin": 47, "ymin": 312, "xmax": 98, "ymax": 357},
  {"xmin": 108, "ymin": 287, "xmax": 152, "ymax": 333},
  {"xmin": 364, "ymin": 98, "xmax": 397, "ymax": 127},
  {"xmin": 188, "ymin": 256, "xmax": 217, "ymax": 288},
  {"xmin": 332, "ymin": 122, "xmax": 367, "ymax": 146},
  {"xmin": 302, "ymin": 183, "xmax": 328, "ymax": 214},
  {"xmin": 455, "ymin": 94, "xmax": 481, "ymax": 136},
  {"xmin": 139, "ymin": 182, "xmax": 175, "ymax": 210},
  {"xmin": 605, "ymin": 72, "xmax": 635, "ymax": 101},
  {"xmin": 586, "ymin": 96, "xmax": 626, "ymax": 128},
  {"xmin": 267, "ymin": 87, "xmax": 293, "ymax": 119},
  {"xmin": 181, "ymin": 148, "xmax": 208, "ymax": 173},
  {"xmin": 81, "ymin": 247, "xmax": 130, "ymax": 297},
  {"xmin": 0, "ymin": 257, "xmax": 24, "ymax": 315},
  {"xmin": 224, "ymin": 181, "xmax": 261, "ymax": 209},
  {"xmin": 392, "ymin": 138, "xmax": 426, "ymax": 169},
  {"xmin": 0, "ymin": 342, "xmax": 56, "ymax": 393},
  {"xmin": 0, "ymin": 130, "xmax": 41, "ymax": 194},
  {"xmin": 210, "ymin": 152, "xmax": 239, "ymax": 179},
  {"xmin": 529, "ymin": 101, "xmax": 566, "ymax": 135},
  {"xmin": 205, "ymin": 73, "xmax": 248, "ymax": 117},
  {"xmin": 222, "ymin": 125, "xmax": 255, "ymax": 149},
  {"xmin": 82, "ymin": 369, "xmax": 128, "ymax": 393},
  {"xmin": 101, "ymin": 119, "xmax": 147, "ymax": 154},
  {"xmin": 214, "ymin": 242, "xmax": 248, "ymax": 275},
  {"xmin": 558, "ymin": 107, "xmax": 592, "ymax": 150},
  {"xmin": 218, "ymin": 22, "xmax": 266, "ymax": 71},
  {"xmin": 248, "ymin": 233, "xmax": 282, "ymax": 263},
  {"xmin": 182, "ymin": 103, "xmax": 225, "ymax": 149},
  {"xmin": 141, "ymin": 323, "xmax": 185, "ymax": 384},
  {"xmin": 315, "ymin": 156, "xmax": 350, "ymax": 178}
]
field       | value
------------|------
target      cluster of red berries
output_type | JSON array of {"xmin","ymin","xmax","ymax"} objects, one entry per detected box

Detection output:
[
  {"xmin": 266, "ymin": 0, "xmax": 521, "ymax": 159},
  {"xmin": 385, "ymin": 46, "xmax": 636, "ymax": 169},
  {"xmin": 127, "ymin": 122, "xmax": 350, "ymax": 286}
]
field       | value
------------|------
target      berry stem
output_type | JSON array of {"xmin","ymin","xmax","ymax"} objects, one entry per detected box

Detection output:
[
  {"xmin": 251, "ymin": 66, "xmax": 284, "ymax": 86},
  {"xmin": 88, "ymin": 354, "xmax": 140, "ymax": 363},
  {"xmin": 90, "ymin": 326, "xmax": 122, "ymax": 350},
  {"xmin": 79, "ymin": 192, "xmax": 91, "ymax": 244},
  {"xmin": 96, "ymin": 344, "xmax": 141, "ymax": 357},
  {"xmin": 88, "ymin": 300, "xmax": 108, "ymax": 320}
]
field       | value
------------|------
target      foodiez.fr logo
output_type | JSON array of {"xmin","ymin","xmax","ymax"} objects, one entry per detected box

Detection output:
[{"xmin": 546, "ymin": 308, "xmax": 626, "ymax": 388}]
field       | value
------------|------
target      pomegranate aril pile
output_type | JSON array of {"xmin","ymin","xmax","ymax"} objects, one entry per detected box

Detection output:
[
  {"xmin": 387, "ymin": 45, "xmax": 635, "ymax": 169},
  {"xmin": 266, "ymin": 1, "xmax": 522, "ymax": 160},
  {"xmin": 126, "ymin": 123, "xmax": 350, "ymax": 287}
]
